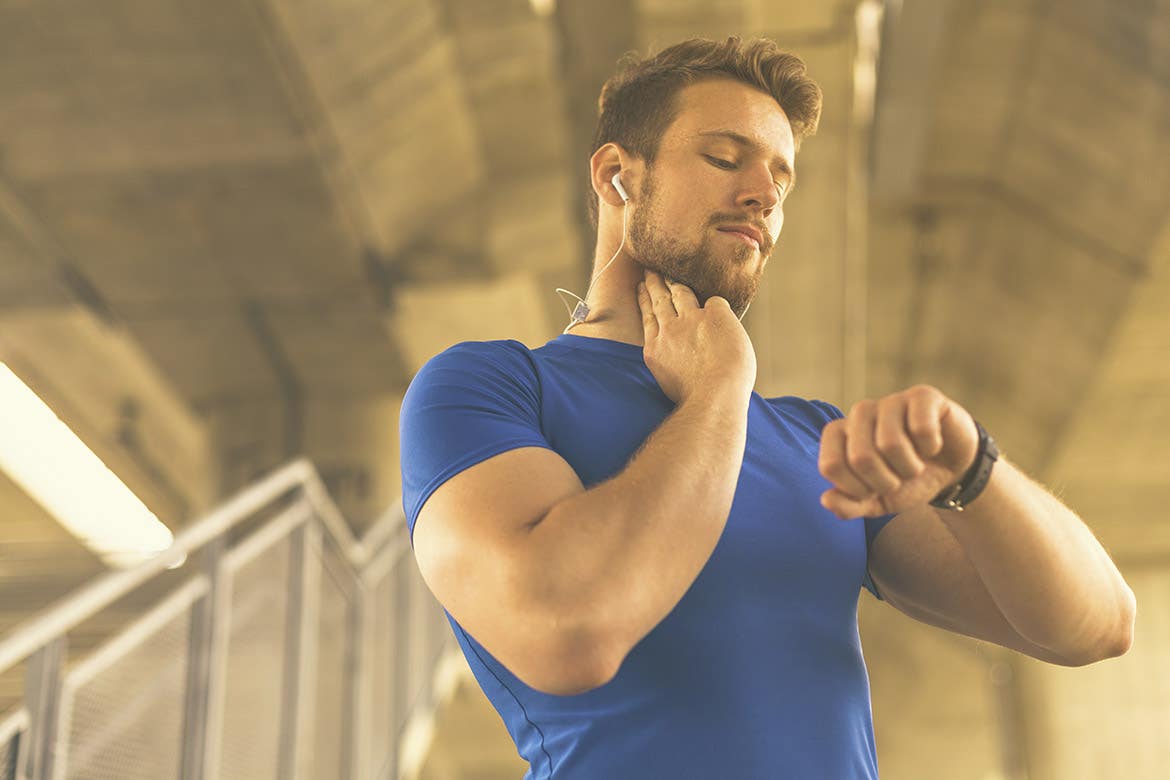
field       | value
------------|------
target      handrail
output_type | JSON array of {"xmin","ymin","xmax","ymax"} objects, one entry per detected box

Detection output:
[
  {"xmin": 0, "ymin": 457, "xmax": 400, "ymax": 676},
  {"xmin": 296, "ymin": 462, "xmax": 401, "ymax": 569},
  {"xmin": 0, "ymin": 706, "xmax": 27, "ymax": 745}
]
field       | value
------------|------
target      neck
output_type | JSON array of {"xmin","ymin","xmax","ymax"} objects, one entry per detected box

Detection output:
[{"xmin": 565, "ymin": 244, "xmax": 647, "ymax": 346}]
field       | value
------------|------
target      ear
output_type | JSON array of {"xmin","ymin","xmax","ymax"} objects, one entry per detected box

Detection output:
[{"xmin": 590, "ymin": 142, "xmax": 633, "ymax": 208}]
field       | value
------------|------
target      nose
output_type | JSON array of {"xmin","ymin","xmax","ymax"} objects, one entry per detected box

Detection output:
[{"xmin": 736, "ymin": 163, "xmax": 781, "ymax": 217}]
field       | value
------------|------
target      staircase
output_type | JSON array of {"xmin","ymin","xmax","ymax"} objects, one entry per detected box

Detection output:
[{"xmin": 0, "ymin": 459, "xmax": 451, "ymax": 780}]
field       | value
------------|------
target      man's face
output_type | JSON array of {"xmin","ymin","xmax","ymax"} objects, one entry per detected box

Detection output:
[{"xmin": 626, "ymin": 78, "xmax": 797, "ymax": 318}]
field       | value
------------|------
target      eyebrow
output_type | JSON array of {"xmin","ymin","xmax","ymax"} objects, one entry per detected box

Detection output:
[{"xmin": 695, "ymin": 129, "xmax": 797, "ymax": 192}]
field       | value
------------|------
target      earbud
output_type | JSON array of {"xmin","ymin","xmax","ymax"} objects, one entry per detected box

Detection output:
[{"xmin": 611, "ymin": 172, "xmax": 630, "ymax": 203}]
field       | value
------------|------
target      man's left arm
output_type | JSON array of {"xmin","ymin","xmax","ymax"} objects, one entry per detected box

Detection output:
[{"xmin": 817, "ymin": 385, "xmax": 1137, "ymax": 665}]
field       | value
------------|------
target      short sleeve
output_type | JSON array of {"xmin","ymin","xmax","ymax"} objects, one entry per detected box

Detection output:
[
  {"xmin": 399, "ymin": 340, "xmax": 554, "ymax": 542},
  {"xmin": 809, "ymin": 399, "xmax": 898, "ymax": 601}
]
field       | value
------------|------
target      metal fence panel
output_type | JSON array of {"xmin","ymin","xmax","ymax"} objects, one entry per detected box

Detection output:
[
  {"xmin": 0, "ymin": 737, "xmax": 9, "ymax": 780},
  {"xmin": 0, "ymin": 462, "xmax": 433, "ymax": 780},
  {"xmin": 366, "ymin": 564, "xmax": 398, "ymax": 780},
  {"xmin": 309, "ymin": 551, "xmax": 351, "ymax": 780},
  {"xmin": 0, "ymin": 708, "xmax": 27, "ymax": 780},
  {"xmin": 407, "ymin": 563, "xmax": 431, "ymax": 719},
  {"xmin": 0, "ymin": 738, "xmax": 12, "ymax": 780},
  {"xmin": 54, "ymin": 582, "xmax": 203, "ymax": 780},
  {"xmin": 216, "ymin": 537, "xmax": 291, "ymax": 780},
  {"xmin": 394, "ymin": 557, "xmax": 413, "ymax": 748}
]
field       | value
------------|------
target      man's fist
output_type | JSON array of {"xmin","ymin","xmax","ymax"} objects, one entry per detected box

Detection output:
[{"xmin": 817, "ymin": 385, "xmax": 979, "ymax": 519}]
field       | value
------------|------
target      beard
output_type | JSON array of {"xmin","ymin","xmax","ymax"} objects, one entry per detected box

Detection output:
[{"xmin": 626, "ymin": 168, "xmax": 767, "ymax": 319}]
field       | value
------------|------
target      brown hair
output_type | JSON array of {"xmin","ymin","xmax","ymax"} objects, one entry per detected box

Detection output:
[{"xmin": 587, "ymin": 36, "xmax": 823, "ymax": 231}]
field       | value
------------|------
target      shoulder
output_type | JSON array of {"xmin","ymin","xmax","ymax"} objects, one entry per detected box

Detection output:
[
  {"xmin": 414, "ymin": 338, "xmax": 536, "ymax": 376},
  {"xmin": 400, "ymin": 339, "xmax": 546, "ymax": 434},
  {"xmin": 399, "ymin": 340, "xmax": 552, "ymax": 530},
  {"xmin": 405, "ymin": 339, "xmax": 539, "ymax": 396},
  {"xmin": 764, "ymin": 395, "xmax": 845, "ymax": 431}
]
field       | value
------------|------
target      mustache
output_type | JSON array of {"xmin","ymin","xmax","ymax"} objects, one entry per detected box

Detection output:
[{"xmin": 709, "ymin": 216, "xmax": 774, "ymax": 254}]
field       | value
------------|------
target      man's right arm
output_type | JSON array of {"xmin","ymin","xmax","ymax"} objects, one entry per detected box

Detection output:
[
  {"xmin": 412, "ymin": 385, "xmax": 748, "ymax": 696},
  {"xmin": 414, "ymin": 270, "xmax": 756, "ymax": 695}
]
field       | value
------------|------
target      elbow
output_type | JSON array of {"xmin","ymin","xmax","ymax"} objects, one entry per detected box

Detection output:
[
  {"xmin": 1108, "ymin": 584, "xmax": 1138, "ymax": 658},
  {"xmin": 504, "ymin": 593, "xmax": 628, "ymax": 695},
  {"xmin": 1100, "ymin": 583, "xmax": 1138, "ymax": 661},
  {"xmin": 1060, "ymin": 585, "xmax": 1137, "ymax": 666},
  {"xmin": 514, "ymin": 634, "xmax": 624, "ymax": 695},
  {"xmin": 526, "ymin": 661, "xmax": 620, "ymax": 697},
  {"xmin": 508, "ymin": 558, "xmax": 630, "ymax": 695},
  {"xmin": 557, "ymin": 642, "xmax": 624, "ymax": 694},
  {"xmin": 1059, "ymin": 635, "xmax": 1130, "ymax": 667}
]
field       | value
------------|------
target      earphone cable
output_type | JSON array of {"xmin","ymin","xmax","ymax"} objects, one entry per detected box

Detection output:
[{"xmin": 557, "ymin": 199, "xmax": 629, "ymax": 334}]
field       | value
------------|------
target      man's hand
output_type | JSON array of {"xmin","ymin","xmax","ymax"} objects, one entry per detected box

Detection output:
[
  {"xmin": 817, "ymin": 385, "xmax": 980, "ymax": 519},
  {"xmin": 636, "ymin": 269, "xmax": 757, "ymax": 404}
]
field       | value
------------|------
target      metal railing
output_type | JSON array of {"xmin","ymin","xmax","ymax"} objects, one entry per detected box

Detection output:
[{"xmin": 0, "ymin": 458, "xmax": 450, "ymax": 780}]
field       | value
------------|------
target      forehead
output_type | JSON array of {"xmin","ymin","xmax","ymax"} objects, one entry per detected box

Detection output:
[{"xmin": 664, "ymin": 78, "xmax": 795, "ymax": 163}]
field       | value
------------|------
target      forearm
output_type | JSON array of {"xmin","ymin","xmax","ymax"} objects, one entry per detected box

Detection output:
[
  {"xmin": 525, "ymin": 388, "xmax": 749, "ymax": 666},
  {"xmin": 935, "ymin": 457, "xmax": 1136, "ymax": 662}
]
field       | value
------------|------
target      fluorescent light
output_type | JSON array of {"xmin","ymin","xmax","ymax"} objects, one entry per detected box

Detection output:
[{"xmin": 0, "ymin": 362, "xmax": 174, "ymax": 568}]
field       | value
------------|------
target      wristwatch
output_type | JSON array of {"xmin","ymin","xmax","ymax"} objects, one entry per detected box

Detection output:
[{"xmin": 929, "ymin": 419, "xmax": 999, "ymax": 512}]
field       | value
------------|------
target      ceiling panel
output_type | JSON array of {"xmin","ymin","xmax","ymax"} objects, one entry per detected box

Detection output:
[
  {"xmin": 1004, "ymin": 19, "xmax": 1170, "ymax": 262},
  {"xmin": 0, "ymin": 0, "xmax": 307, "ymax": 179},
  {"xmin": 125, "ymin": 311, "xmax": 279, "ymax": 404},
  {"xmin": 264, "ymin": 301, "xmax": 407, "ymax": 396},
  {"xmin": 0, "ymin": 226, "xmax": 70, "ymax": 312},
  {"xmin": 14, "ymin": 161, "xmax": 365, "ymax": 308},
  {"xmin": 267, "ymin": 0, "xmax": 485, "ymax": 254},
  {"xmin": 926, "ymin": 0, "xmax": 1039, "ymax": 181}
]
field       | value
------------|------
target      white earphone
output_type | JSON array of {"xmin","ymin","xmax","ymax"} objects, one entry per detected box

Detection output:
[{"xmin": 611, "ymin": 172, "xmax": 630, "ymax": 203}]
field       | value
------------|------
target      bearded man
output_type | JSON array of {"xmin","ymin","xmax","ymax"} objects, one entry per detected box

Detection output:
[{"xmin": 399, "ymin": 36, "xmax": 1135, "ymax": 779}]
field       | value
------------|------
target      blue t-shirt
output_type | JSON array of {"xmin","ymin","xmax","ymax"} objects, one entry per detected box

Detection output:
[{"xmin": 400, "ymin": 333, "xmax": 898, "ymax": 779}]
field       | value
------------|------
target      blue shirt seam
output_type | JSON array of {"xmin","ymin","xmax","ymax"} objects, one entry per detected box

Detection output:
[{"xmin": 457, "ymin": 624, "xmax": 557, "ymax": 778}]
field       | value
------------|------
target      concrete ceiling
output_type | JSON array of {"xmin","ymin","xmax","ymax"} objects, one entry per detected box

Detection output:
[{"xmin": 0, "ymin": 0, "xmax": 1165, "ymax": 622}]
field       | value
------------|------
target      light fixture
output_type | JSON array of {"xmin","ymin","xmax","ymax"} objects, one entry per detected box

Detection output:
[{"xmin": 0, "ymin": 362, "xmax": 175, "ymax": 568}]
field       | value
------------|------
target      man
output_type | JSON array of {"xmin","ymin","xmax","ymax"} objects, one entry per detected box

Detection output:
[{"xmin": 399, "ymin": 37, "xmax": 1135, "ymax": 779}]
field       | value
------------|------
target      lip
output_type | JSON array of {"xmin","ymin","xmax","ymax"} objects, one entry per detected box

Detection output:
[{"xmin": 717, "ymin": 225, "xmax": 764, "ymax": 250}]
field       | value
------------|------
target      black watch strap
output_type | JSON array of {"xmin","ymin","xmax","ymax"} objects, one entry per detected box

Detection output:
[{"xmin": 929, "ymin": 419, "xmax": 999, "ymax": 512}]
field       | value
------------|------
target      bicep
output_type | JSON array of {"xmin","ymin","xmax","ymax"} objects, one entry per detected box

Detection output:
[
  {"xmin": 412, "ymin": 446, "xmax": 593, "ymax": 689},
  {"xmin": 868, "ymin": 505, "xmax": 1074, "ymax": 665}
]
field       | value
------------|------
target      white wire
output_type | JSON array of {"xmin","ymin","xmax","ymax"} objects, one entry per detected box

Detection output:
[{"xmin": 557, "ymin": 201, "xmax": 629, "ymax": 334}]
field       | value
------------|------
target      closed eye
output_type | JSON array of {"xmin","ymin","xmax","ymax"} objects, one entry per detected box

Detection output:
[
  {"xmin": 703, "ymin": 155, "xmax": 787, "ymax": 197},
  {"xmin": 703, "ymin": 154, "xmax": 736, "ymax": 170}
]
